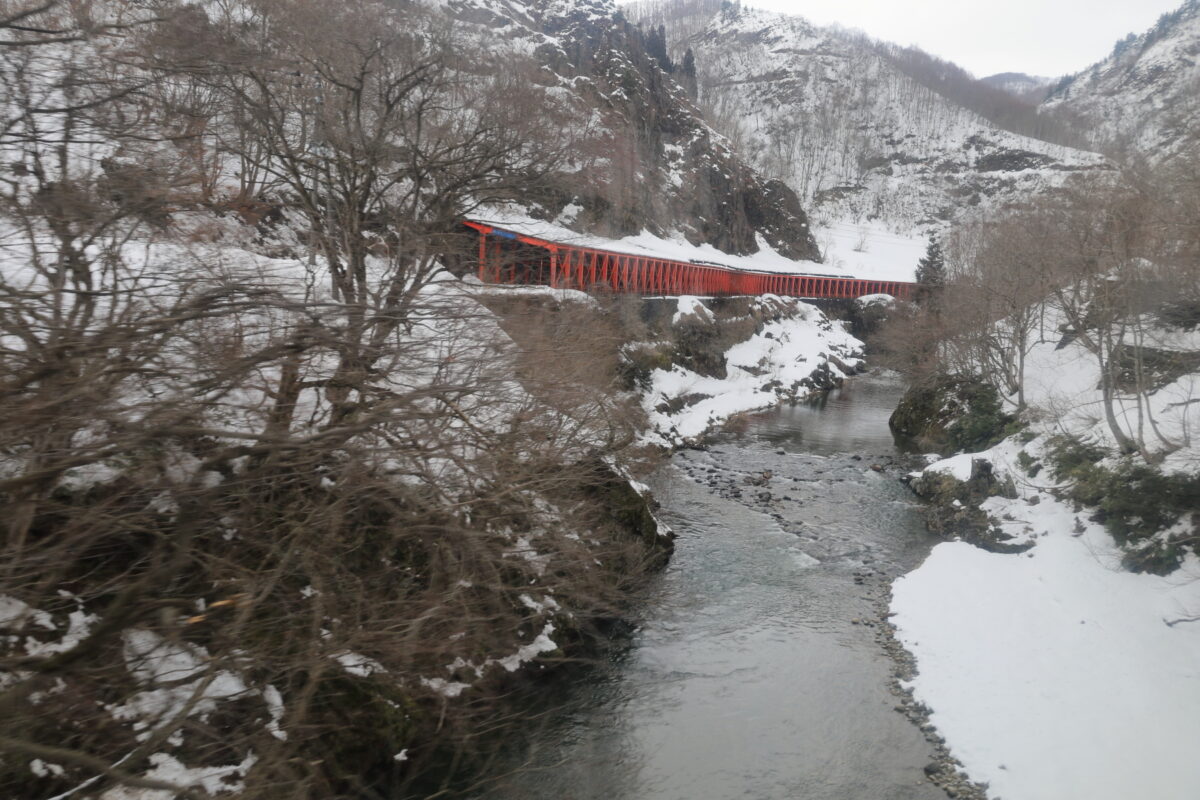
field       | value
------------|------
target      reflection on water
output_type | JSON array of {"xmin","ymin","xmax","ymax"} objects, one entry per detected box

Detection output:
[
  {"xmin": 731, "ymin": 371, "xmax": 920, "ymax": 456},
  {"xmin": 476, "ymin": 372, "xmax": 942, "ymax": 800}
]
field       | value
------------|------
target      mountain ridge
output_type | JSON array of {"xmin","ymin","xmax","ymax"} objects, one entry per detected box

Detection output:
[
  {"xmin": 628, "ymin": 0, "xmax": 1109, "ymax": 230},
  {"xmin": 980, "ymin": 72, "xmax": 1055, "ymax": 103},
  {"xmin": 1041, "ymin": 0, "xmax": 1200, "ymax": 161}
]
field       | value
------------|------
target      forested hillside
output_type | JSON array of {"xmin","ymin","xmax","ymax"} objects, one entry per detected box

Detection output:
[
  {"xmin": 1043, "ymin": 0, "xmax": 1200, "ymax": 160},
  {"xmin": 628, "ymin": 0, "xmax": 1107, "ymax": 228}
]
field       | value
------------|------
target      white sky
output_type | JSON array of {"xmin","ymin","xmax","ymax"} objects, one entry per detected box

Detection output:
[{"xmin": 728, "ymin": 1, "xmax": 1187, "ymax": 77}]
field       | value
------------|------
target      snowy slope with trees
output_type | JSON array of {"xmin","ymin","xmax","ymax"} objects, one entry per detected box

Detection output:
[
  {"xmin": 882, "ymin": 74, "xmax": 1200, "ymax": 798},
  {"xmin": 629, "ymin": 0, "xmax": 1109, "ymax": 231},
  {"xmin": 893, "ymin": 329, "xmax": 1200, "ymax": 799},
  {"xmin": 1043, "ymin": 0, "xmax": 1200, "ymax": 161}
]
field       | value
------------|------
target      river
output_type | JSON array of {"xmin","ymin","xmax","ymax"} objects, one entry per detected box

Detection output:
[{"xmin": 477, "ymin": 372, "xmax": 944, "ymax": 799}]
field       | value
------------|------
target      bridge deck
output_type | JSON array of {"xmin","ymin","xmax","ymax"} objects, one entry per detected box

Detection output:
[{"xmin": 463, "ymin": 220, "xmax": 914, "ymax": 301}]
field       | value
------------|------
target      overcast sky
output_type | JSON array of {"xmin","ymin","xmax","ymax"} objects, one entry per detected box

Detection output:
[{"xmin": 740, "ymin": 0, "xmax": 1187, "ymax": 77}]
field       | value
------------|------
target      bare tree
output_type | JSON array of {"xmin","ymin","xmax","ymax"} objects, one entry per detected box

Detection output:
[
  {"xmin": 936, "ymin": 215, "xmax": 1056, "ymax": 410},
  {"xmin": 0, "ymin": 3, "xmax": 664, "ymax": 798}
]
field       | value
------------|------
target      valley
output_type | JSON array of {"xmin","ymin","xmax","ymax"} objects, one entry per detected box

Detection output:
[{"xmin": 0, "ymin": 1, "xmax": 1198, "ymax": 799}]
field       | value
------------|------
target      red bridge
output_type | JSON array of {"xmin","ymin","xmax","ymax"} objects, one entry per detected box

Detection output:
[{"xmin": 464, "ymin": 220, "xmax": 914, "ymax": 301}]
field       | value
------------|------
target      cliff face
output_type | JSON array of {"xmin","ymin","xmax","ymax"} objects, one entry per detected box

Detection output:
[{"xmin": 448, "ymin": 0, "xmax": 821, "ymax": 260}]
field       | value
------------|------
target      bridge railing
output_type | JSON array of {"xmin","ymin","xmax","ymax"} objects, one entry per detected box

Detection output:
[{"xmin": 463, "ymin": 221, "xmax": 914, "ymax": 301}]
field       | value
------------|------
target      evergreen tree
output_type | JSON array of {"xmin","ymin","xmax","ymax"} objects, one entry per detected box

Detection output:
[
  {"xmin": 1112, "ymin": 32, "xmax": 1137, "ymax": 59},
  {"xmin": 646, "ymin": 24, "xmax": 673, "ymax": 72},
  {"xmin": 915, "ymin": 236, "xmax": 946, "ymax": 309},
  {"xmin": 915, "ymin": 236, "xmax": 946, "ymax": 289},
  {"xmin": 681, "ymin": 48, "xmax": 698, "ymax": 100}
]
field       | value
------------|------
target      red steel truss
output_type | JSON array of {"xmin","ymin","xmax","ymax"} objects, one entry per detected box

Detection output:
[{"xmin": 463, "ymin": 220, "xmax": 914, "ymax": 301}]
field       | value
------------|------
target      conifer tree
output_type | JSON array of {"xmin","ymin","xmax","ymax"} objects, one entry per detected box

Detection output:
[
  {"xmin": 916, "ymin": 236, "xmax": 946, "ymax": 289},
  {"xmin": 682, "ymin": 48, "xmax": 698, "ymax": 99},
  {"xmin": 646, "ymin": 23, "xmax": 673, "ymax": 72}
]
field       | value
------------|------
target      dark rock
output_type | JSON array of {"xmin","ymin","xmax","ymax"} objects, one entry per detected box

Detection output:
[
  {"xmin": 910, "ymin": 458, "xmax": 1026, "ymax": 551},
  {"xmin": 890, "ymin": 373, "xmax": 1015, "ymax": 453},
  {"xmin": 529, "ymin": 7, "xmax": 821, "ymax": 261},
  {"xmin": 584, "ymin": 458, "xmax": 674, "ymax": 567}
]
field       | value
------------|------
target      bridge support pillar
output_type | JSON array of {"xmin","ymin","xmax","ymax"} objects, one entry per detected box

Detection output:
[{"xmin": 478, "ymin": 233, "xmax": 487, "ymax": 282}]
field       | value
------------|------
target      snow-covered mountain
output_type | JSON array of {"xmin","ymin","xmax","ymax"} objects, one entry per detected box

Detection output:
[
  {"xmin": 629, "ymin": 1, "xmax": 1109, "ymax": 231},
  {"xmin": 981, "ymin": 72, "xmax": 1055, "ymax": 103},
  {"xmin": 440, "ymin": 0, "xmax": 821, "ymax": 259},
  {"xmin": 1042, "ymin": 0, "xmax": 1200, "ymax": 162}
]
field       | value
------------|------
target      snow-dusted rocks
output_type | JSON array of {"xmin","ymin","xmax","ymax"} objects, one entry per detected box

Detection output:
[{"xmin": 641, "ymin": 295, "xmax": 864, "ymax": 445}]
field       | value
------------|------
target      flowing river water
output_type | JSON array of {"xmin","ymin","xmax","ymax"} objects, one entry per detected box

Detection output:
[{"xmin": 478, "ymin": 372, "xmax": 946, "ymax": 800}]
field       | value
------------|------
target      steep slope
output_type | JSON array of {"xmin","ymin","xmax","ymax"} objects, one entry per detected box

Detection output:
[
  {"xmin": 1042, "ymin": 0, "xmax": 1200, "ymax": 161},
  {"xmin": 445, "ymin": 0, "xmax": 820, "ymax": 259},
  {"xmin": 631, "ymin": 1, "xmax": 1108, "ymax": 230}
]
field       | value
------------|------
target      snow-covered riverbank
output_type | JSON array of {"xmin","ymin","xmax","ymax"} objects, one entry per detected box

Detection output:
[
  {"xmin": 892, "ymin": 445, "xmax": 1200, "ymax": 800},
  {"xmin": 638, "ymin": 295, "xmax": 866, "ymax": 446},
  {"xmin": 889, "ymin": 305, "xmax": 1200, "ymax": 800}
]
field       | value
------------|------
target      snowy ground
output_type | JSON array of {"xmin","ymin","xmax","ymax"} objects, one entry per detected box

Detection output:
[
  {"xmin": 890, "ymin": 305, "xmax": 1200, "ymax": 800},
  {"xmin": 892, "ymin": 439, "xmax": 1200, "ymax": 800},
  {"xmin": 813, "ymin": 219, "xmax": 925, "ymax": 282}
]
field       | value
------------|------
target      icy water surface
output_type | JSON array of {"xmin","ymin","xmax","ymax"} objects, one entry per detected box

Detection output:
[{"xmin": 479, "ymin": 373, "xmax": 944, "ymax": 800}]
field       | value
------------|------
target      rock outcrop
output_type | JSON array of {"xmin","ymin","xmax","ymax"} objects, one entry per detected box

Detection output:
[{"xmin": 449, "ymin": 0, "xmax": 821, "ymax": 259}]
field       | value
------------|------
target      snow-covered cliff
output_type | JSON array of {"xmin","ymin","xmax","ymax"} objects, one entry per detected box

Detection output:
[
  {"xmin": 444, "ymin": 0, "xmax": 822, "ymax": 259},
  {"xmin": 632, "ymin": 2, "xmax": 1111, "ymax": 231}
]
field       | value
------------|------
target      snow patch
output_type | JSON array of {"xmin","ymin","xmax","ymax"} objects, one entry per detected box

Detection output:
[{"xmin": 893, "ymin": 446, "xmax": 1200, "ymax": 800}]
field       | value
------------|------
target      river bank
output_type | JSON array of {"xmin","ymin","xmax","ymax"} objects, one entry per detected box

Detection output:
[
  {"xmin": 889, "ymin": 438, "xmax": 1200, "ymax": 800},
  {"xmin": 632, "ymin": 294, "xmax": 867, "ymax": 448},
  {"xmin": 882, "ymin": 289, "xmax": 1200, "ymax": 800}
]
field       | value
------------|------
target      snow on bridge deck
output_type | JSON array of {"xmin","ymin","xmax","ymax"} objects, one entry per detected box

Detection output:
[{"xmin": 463, "ymin": 216, "xmax": 916, "ymax": 301}]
